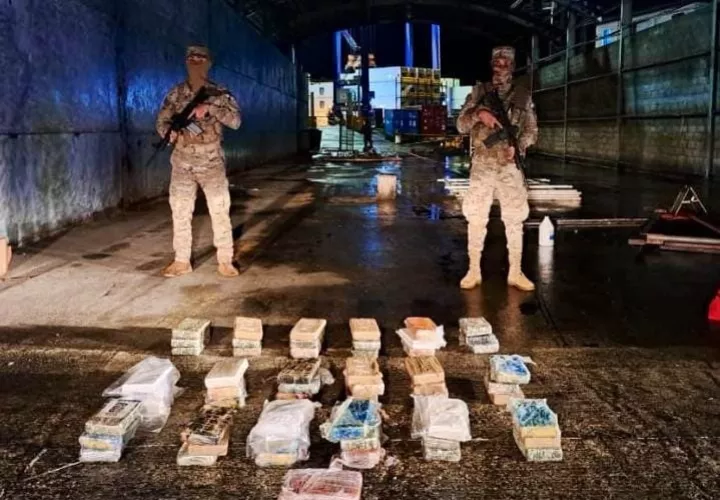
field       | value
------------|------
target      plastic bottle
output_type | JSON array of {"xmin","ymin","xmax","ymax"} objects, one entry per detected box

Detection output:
[{"xmin": 539, "ymin": 216, "xmax": 555, "ymax": 247}]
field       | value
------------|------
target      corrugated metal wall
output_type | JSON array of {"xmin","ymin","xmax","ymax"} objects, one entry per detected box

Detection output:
[{"xmin": 0, "ymin": 0, "xmax": 300, "ymax": 244}]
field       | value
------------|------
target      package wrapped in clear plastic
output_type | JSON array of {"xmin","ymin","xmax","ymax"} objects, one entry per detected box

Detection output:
[
  {"xmin": 489, "ymin": 355, "xmax": 533, "ymax": 384},
  {"xmin": 177, "ymin": 443, "xmax": 219, "ymax": 466},
  {"xmin": 206, "ymin": 383, "xmax": 247, "ymax": 408},
  {"xmin": 320, "ymin": 399, "xmax": 382, "ymax": 443},
  {"xmin": 233, "ymin": 317, "xmax": 263, "ymax": 341},
  {"xmin": 349, "ymin": 318, "xmax": 381, "ymax": 341},
  {"xmin": 102, "ymin": 357, "xmax": 181, "ymax": 433},
  {"xmin": 508, "ymin": 398, "xmax": 559, "ymax": 438},
  {"xmin": 396, "ymin": 327, "xmax": 446, "ymax": 351},
  {"xmin": 465, "ymin": 334, "xmax": 500, "ymax": 354},
  {"xmin": 247, "ymin": 400, "xmax": 318, "ymax": 466},
  {"xmin": 352, "ymin": 340, "xmax": 382, "ymax": 351},
  {"xmin": 337, "ymin": 447, "xmax": 385, "ymax": 469},
  {"xmin": 232, "ymin": 339, "xmax": 262, "ymax": 349},
  {"xmin": 422, "ymin": 437, "xmax": 461, "ymax": 462},
  {"xmin": 278, "ymin": 367, "xmax": 334, "ymax": 397},
  {"xmin": 234, "ymin": 347, "xmax": 262, "ymax": 358},
  {"xmin": 79, "ymin": 449, "xmax": 123, "ymax": 463},
  {"xmin": 80, "ymin": 416, "xmax": 139, "ymax": 454},
  {"xmin": 411, "ymin": 395, "xmax": 471, "ymax": 442},
  {"xmin": 350, "ymin": 349, "xmax": 379, "ymax": 359},
  {"xmin": 277, "ymin": 468, "xmax": 363, "ymax": 500},
  {"xmin": 205, "ymin": 359, "xmax": 248, "ymax": 389},
  {"xmin": 84, "ymin": 399, "xmax": 142, "ymax": 436},
  {"xmin": 512, "ymin": 429, "xmax": 563, "ymax": 462},
  {"xmin": 340, "ymin": 435, "xmax": 382, "ymax": 451},
  {"xmin": 278, "ymin": 359, "xmax": 321, "ymax": 385},
  {"xmin": 172, "ymin": 318, "xmax": 211, "ymax": 340},
  {"xmin": 412, "ymin": 382, "xmax": 449, "ymax": 397},
  {"xmin": 459, "ymin": 317, "xmax": 492, "ymax": 339}
]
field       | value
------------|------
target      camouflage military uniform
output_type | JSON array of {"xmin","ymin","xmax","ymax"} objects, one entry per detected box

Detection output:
[
  {"xmin": 155, "ymin": 47, "xmax": 241, "ymax": 272},
  {"xmin": 456, "ymin": 47, "xmax": 538, "ymax": 291}
]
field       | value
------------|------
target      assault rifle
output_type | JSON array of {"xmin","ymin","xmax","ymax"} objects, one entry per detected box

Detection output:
[
  {"xmin": 482, "ymin": 88, "xmax": 526, "ymax": 176},
  {"xmin": 144, "ymin": 86, "xmax": 227, "ymax": 167}
]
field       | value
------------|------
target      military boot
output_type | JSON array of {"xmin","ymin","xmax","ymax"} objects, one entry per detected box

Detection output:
[
  {"xmin": 162, "ymin": 260, "xmax": 192, "ymax": 278},
  {"xmin": 218, "ymin": 262, "xmax": 239, "ymax": 278},
  {"xmin": 507, "ymin": 267, "xmax": 535, "ymax": 292},
  {"xmin": 460, "ymin": 268, "xmax": 482, "ymax": 290}
]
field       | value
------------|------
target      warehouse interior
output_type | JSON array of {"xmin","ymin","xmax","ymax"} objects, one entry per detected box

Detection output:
[{"xmin": 1, "ymin": 0, "xmax": 720, "ymax": 498}]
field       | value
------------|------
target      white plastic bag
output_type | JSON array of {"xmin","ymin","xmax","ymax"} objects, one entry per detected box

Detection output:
[
  {"xmin": 411, "ymin": 395, "xmax": 471, "ymax": 442},
  {"xmin": 247, "ymin": 399, "xmax": 318, "ymax": 465},
  {"xmin": 102, "ymin": 357, "xmax": 181, "ymax": 433}
]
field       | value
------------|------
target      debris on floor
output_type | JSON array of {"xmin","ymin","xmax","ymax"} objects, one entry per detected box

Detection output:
[
  {"xmin": 396, "ymin": 317, "xmax": 447, "ymax": 357},
  {"xmin": 204, "ymin": 359, "xmax": 249, "ymax": 408},
  {"xmin": 277, "ymin": 468, "xmax": 363, "ymax": 500},
  {"xmin": 102, "ymin": 356, "xmax": 181, "ymax": 433},
  {"xmin": 459, "ymin": 317, "xmax": 499, "ymax": 354},
  {"xmin": 349, "ymin": 318, "xmax": 381, "ymax": 358},
  {"xmin": 232, "ymin": 317, "xmax": 263, "ymax": 358},
  {"xmin": 313, "ymin": 149, "xmax": 401, "ymax": 163},
  {"xmin": 79, "ymin": 399, "xmax": 142, "ymax": 463},
  {"xmin": 509, "ymin": 399, "xmax": 563, "ymax": 462},
  {"xmin": 321, "ymin": 398, "xmax": 385, "ymax": 470},
  {"xmin": 440, "ymin": 177, "xmax": 582, "ymax": 206},
  {"xmin": 290, "ymin": 318, "xmax": 327, "ymax": 359},
  {"xmin": 247, "ymin": 399, "xmax": 319, "ymax": 467},
  {"xmin": 171, "ymin": 318, "xmax": 211, "ymax": 356}
]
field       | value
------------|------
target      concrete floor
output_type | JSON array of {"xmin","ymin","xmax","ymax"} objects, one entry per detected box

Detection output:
[{"xmin": 1, "ymin": 148, "xmax": 720, "ymax": 499}]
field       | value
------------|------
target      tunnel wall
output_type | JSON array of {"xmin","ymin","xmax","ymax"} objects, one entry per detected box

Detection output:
[
  {"xmin": 0, "ymin": 0, "xmax": 300, "ymax": 244},
  {"xmin": 531, "ymin": 6, "xmax": 719, "ymax": 177}
]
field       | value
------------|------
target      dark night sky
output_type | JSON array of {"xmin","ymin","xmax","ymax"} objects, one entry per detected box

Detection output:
[{"xmin": 296, "ymin": 23, "xmax": 496, "ymax": 85}]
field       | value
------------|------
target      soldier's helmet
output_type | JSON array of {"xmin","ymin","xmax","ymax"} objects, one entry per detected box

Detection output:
[
  {"xmin": 491, "ymin": 46, "xmax": 515, "ymax": 65},
  {"xmin": 186, "ymin": 45, "xmax": 211, "ymax": 60}
]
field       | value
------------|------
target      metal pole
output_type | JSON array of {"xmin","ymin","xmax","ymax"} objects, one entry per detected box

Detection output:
[
  {"xmin": 530, "ymin": 34, "xmax": 539, "ymax": 94},
  {"xmin": 334, "ymin": 31, "xmax": 343, "ymax": 81},
  {"xmin": 707, "ymin": 0, "xmax": 719, "ymax": 179},
  {"xmin": 616, "ymin": 0, "xmax": 632, "ymax": 168},
  {"xmin": 431, "ymin": 24, "xmax": 441, "ymax": 71},
  {"xmin": 563, "ymin": 14, "xmax": 574, "ymax": 159},
  {"xmin": 405, "ymin": 22, "xmax": 414, "ymax": 67},
  {"xmin": 361, "ymin": 26, "xmax": 372, "ymax": 151}
]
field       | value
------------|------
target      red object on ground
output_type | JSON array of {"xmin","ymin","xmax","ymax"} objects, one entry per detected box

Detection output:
[{"xmin": 709, "ymin": 291, "xmax": 720, "ymax": 322}]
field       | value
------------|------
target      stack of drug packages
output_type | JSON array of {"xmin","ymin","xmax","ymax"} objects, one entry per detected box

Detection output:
[
  {"xmin": 349, "ymin": 318, "xmax": 381, "ymax": 358},
  {"xmin": 485, "ymin": 355, "xmax": 532, "ymax": 406},
  {"xmin": 101, "ymin": 356, "xmax": 181, "ymax": 433},
  {"xmin": 177, "ymin": 405, "xmax": 235, "ymax": 466},
  {"xmin": 233, "ymin": 317, "xmax": 263, "ymax": 357},
  {"xmin": 344, "ymin": 357, "xmax": 385, "ymax": 401},
  {"xmin": 321, "ymin": 398, "xmax": 385, "ymax": 469},
  {"xmin": 411, "ymin": 395, "xmax": 472, "ymax": 462},
  {"xmin": 509, "ymin": 398, "xmax": 563, "ymax": 462},
  {"xmin": 79, "ymin": 399, "xmax": 142, "ymax": 462},
  {"xmin": 396, "ymin": 317, "xmax": 446, "ymax": 357},
  {"xmin": 405, "ymin": 356, "xmax": 448, "ymax": 397},
  {"xmin": 171, "ymin": 318, "xmax": 210, "ymax": 356},
  {"xmin": 459, "ymin": 317, "xmax": 499, "ymax": 354},
  {"xmin": 247, "ymin": 399, "xmax": 318, "ymax": 467},
  {"xmin": 276, "ymin": 358, "xmax": 334, "ymax": 400},
  {"xmin": 277, "ymin": 468, "xmax": 363, "ymax": 500},
  {"xmin": 290, "ymin": 318, "xmax": 327, "ymax": 359},
  {"xmin": 205, "ymin": 359, "xmax": 249, "ymax": 408}
]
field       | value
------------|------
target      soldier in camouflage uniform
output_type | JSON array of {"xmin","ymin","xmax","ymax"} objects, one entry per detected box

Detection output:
[
  {"xmin": 456, "ymin": 46, "xmax": 538, "ymax": 292},
  {"xmin": 156, "ymin": 45, "xmax": 242, "ymax": 278}
]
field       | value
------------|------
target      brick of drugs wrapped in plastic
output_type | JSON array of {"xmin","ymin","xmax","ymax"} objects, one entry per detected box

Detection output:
[
  {"xmin": 412, "ymin": 382, "xmax": 449, "ymax": 397},
  {"xmin": 172, "ymin": 318, "xmax": 211, "ymax": 340},
  {"xmin": 233, "ymin": 317, "xmax": 263, "ymax": 340},
  {"xmin": 232, "ymin": 339, "xmax": 262, "ymax": 349},
  {"xmin": 465, "ymin": 333, "xmax": 500, "ymax": 354},
  {"xmin": 344, "ymin": 357, "xmax": 383, "ymax": 387},
  {"xmin": 183, "ymin": 406, "xmax": 235, "ymax": 446},
  {"xmin": 340, "ymin": 435, "xmax": 382, "ymax": 451},
  {"xmin": 422, "ymin": 437, "xmax": 461, "ymax": 462},
  {"xmin": 349, "ymin": 318, "xmax": 381, "ymax": 341},
  {"xmin": 459, "ymin": 317, "xmax": 492, "ymax": 339},
  {"xmin": 176, "ymin": 443, "xmax": 218, "ymax": 466},
  {"xmin": 234, "ymin": 347, "xmax": 262, "ymax": 358},
  {"xmin": 404, "ymin": 317, "xmax": 439, "ymax": 341},
  {"xmin": 247, "ymin": 400, "xmax": 318, "ymax": 466},
  {"xmin": 404, "ymin": 356, "xmax": 445, "ymax": 386},
  {"xmin": 278, "ymin": 368, "xmax": 334, "ymax": 397},
  {"xmin": 102, "ymin": 357, "xmax": 181, "ymax": 433},
  {"xmin": 278, "ymin": 359, "xmax": 322, "ymax": 386},
  {"xmin": 508, "ymin": 398, "xmax": 560, "ymax": 438},
  {"xmin": 205, "ymin": 382, "xmax": 247, "ymax": 408},
  {"xmin": 84, "ymin": 399, "xmax": 142, "ymax": 436},
  {"xmin": 338, "ymin": 447, "xmax": 385, "ymax": 469},
  {"xmin": 277, "ymin": 468, "xmax": 363, "ymax": 500},
  {"xmin": 512, "ymin": 429, "xmax": 563, "ymax": 462},
  {"xmin": 290, "ymin": 318, "xmax": 327, "ymax": 342},
  {"xmin": 321, "ymin": 399, "xmax": 382, "ymax": 442},
  {"xmin": 489, "ymin": 355, "xmax": 533, "ymax": 385},
  {"xmin": 205, "ymin": 359, "xmax": 249, "ymax": 389},
  {"xmin": 411, "ymin": 395, "xmax": 472, "ymax": 442},
  {"xmin": 396, "ymin": 327, "xmax": 446, "ymax": 351}
]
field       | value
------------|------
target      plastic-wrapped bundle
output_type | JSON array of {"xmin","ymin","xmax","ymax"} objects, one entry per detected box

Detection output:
[
  {"xmin": 277, "ymin": 367, "xmax": 334, "ymax": 398},
  {"xmin": 509, "ymin": 398, "xmax": 562, "ymax": 462},
  {"xmin": 459, "ymin": 317, "xmax": 493, "ymax": 338},
  {"xmin": 411, "ymin": 395, "xmax": 471, "ymax": 442},
  {"xmin": 321, "ymin": 399, "xmax": 382, "ymax": 442},
  {"xmin": 396, "ymin": 327, "xmax": 446, "ymax": 357},
  {"xmin": 171, "ymin": 318, "xmax": 210, "ymax": 356},
  {"xmin": 489, "ymin": 355, "xmax": 533, "ymax": 384},
  {"xmin": 422, "ymin": 437, "xmax": 461, "ymax": 462},
  {"xmin": 206, "ymin": 381, "xmax": 248, "ymax": 408},
  {"xmin": 337, "ymin": 448, "xmax": 385, "ymax": 470},
  {"xmin": 350, "ymin": 319, "xmax": 382, "ymax": 358},
  {"xmin": 247, "ymin": 400, "xmax": 318, "ymax": 467},
  {"xmin": 79, "ymin": 403, "xmax": 141, "ymax": 463},
  {"xmin": 464, "ymin": 333, "xmax": 500, "ymax": 354},
  {"xmin": 290, "ymin": 319, "xmax": 326, "ymax": 359},
  {"xmin": 277, "ymin": 469, "xmax": 363, "ymax": 500},
  {"xmin": 102, "ymin": 357, "xmax": 181, "ymax": 433}
]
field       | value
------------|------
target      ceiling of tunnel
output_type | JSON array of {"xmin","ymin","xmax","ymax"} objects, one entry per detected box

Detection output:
[{"xmin": 225, "ymin": 0, "xmax": 625, "ymax": 44}]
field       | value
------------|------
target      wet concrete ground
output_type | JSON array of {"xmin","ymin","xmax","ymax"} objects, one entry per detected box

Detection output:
[{"xmin": 1, "ymin": 143, "xmax": 720, "ymax": 499}]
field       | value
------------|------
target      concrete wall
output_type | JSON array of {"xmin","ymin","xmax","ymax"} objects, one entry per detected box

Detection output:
[
  {"xmin": 0, "ymin": 0, "xmax": 300, "ymax": 244},
  {"xmin": 531, "ymin": 6, "xmax": 719, "ymax": 178}
]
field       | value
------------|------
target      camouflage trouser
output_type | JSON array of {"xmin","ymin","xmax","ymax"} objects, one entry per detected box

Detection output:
[
  {"xmin": 169, "ymin": 146, "xmax": 233, "ymax": 264},
  {"xmin": 462, "ymin": 160, "xmax": 529, "ymax": 274}
]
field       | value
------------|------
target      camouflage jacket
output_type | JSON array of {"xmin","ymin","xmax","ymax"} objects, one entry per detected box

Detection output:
[
  {"xmin": 457, "ymin": 83, "xmax": 538, "ymax": 165},
  {"xmin": 155, "ymin": 80, "xmax": 241, "ymax": 151}
]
